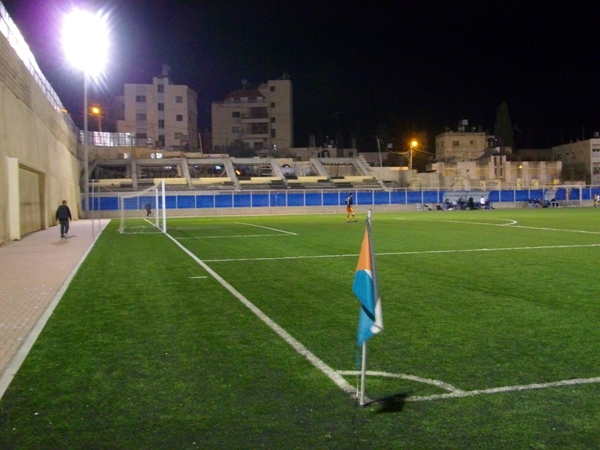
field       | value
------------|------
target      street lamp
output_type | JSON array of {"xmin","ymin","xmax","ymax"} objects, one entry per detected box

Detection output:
[
  {"xmin": 62, "ymin": 9, "xmax": 109, "ymax": 213},
  {"xmin": 409, "ymin": 139, "xmax": 418, "ymax": 171},
  {"xmin": 90, "ymin": 106, "xmax": 103, "ymax": 132}
]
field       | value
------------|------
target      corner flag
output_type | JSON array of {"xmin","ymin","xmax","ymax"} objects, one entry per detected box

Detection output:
[{"xmin": 352, "ymin": 214, "xmax": 383, "ymax": 347}]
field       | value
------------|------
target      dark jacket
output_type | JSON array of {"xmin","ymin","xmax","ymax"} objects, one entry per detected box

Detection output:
[{"xmin": 56, "ymin": 205, "xmax": 72, "ymax": 221}]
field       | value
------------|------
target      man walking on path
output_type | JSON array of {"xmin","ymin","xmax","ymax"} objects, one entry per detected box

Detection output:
[{"xmin": 56, "ymin": 200, "xmax": 72, "ymax": 238}]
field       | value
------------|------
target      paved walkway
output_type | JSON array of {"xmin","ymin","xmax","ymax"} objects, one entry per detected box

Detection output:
[{"xmin": 0, "ymin": 219, "xmax": 110, "ymax": 399}]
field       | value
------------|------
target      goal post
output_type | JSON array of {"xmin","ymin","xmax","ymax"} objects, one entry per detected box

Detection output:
[{"xmin": 118, "ymin": 180, "xmax": 167, "ymax": 234}]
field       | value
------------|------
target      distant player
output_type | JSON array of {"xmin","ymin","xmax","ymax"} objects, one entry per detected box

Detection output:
[
  {"xmin": 345, "ymin": 193, "xmax": 356, "ymax": 222},
  {"xmin": 145, "ymin": 202, "xmax": 152, "ymax": 217}
]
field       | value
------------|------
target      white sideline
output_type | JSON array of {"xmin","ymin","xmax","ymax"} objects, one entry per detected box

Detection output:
[
  {"xmin": 164, "ymin": 231, "xmax": 358, "ymax": 399},
  {"xmin": 336, "ymin": 371, "xmax": 600, "ymax": 402},
  {"xmin": 408, "ymin": 376, "xmax": 600, "ymax": 402}
]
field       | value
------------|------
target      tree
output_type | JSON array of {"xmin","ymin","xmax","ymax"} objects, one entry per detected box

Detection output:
[
  {"xmin": 494, "ymin": 101, "xmax": 514, "ymax": 149},
  {"xmin": 225, "ymin": 139, "xmax": 255, "ymax": 158}
]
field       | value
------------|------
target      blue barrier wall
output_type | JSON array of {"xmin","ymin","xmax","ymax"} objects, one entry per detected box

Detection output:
[{"xmin": 88, "ymin": 187, "xmax": 593, "ymax": 211}]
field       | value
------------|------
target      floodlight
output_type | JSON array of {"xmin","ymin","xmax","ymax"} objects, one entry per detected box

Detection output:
[{"xmin": 62, "ymin": 9, "xmax": 109, "ymax": 75}]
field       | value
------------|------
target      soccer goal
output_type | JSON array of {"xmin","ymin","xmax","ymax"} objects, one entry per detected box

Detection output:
[{"xmin": 118, "ymin": 180, "xmax": 167, "ymax": 234}]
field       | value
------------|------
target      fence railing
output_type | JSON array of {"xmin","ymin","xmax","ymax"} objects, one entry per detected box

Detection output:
[{"xmin": 87, "ymin": 186, "xmax": 600, "ymax": 212}]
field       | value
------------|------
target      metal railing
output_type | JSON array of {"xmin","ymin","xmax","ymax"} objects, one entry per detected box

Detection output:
[{"xmin": 84, "ymin": 185, "xmax": 599, "ymax": 212}]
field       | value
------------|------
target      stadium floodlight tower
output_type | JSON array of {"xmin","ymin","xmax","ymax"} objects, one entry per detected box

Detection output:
[{"xmin": 62, "ymin": 9, "xmax": 110, "ymax": 214}]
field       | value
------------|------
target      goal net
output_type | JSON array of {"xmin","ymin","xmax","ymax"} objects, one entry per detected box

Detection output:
[{"xmin": 118, "ymin": 180, "xmax": 166, "ymax": 234}]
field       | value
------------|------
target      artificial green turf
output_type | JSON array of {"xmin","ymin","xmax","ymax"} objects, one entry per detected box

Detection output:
[{"xmin": 1, "ymin": 208, "xmax": 599, "ymax": 448}]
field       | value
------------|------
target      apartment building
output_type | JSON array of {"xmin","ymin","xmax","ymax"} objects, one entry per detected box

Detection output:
[
  {"xmin": 552, "ymin": 138, "xmax": 600, "ymax": 184},
  {"xmin": 117, "ymin": 65, "xmax": 198, "ymax": 151},
  {"xmin": 211, "ymin": 77, "xmax": 293, "ymax": 152}
]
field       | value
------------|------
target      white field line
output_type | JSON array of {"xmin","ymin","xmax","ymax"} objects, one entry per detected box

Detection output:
[
  {"xmin": 437, "ymin": 218, "xmax": 600, "ymax": 234},
  {"xmin": 164, "ymin": 232, "xmax": 359, "ymax": 399},
  {"xmin": 176, "ymin": 234, "xmax": 293, "ymax": 240},
  {"xmin": 234, "ymin": 222, "xmax": 298, "ymax": 235},
  {"xmin": 337, "ymin": 370, "xmax": 465, "ymax": 393},
  {"xmin": 438, "ymin": 219, "xmax": 516, "ymax": 226},
  {"xmin": 203, "ymin": 243, "xmax": 600, "ymax": 263},
  {"xmin": 174, "ymin": 222, "xmax": 297, "ymax": 240},
  {"xmin": 337, "ymin": 371, "xmax": 600, "ymax": 402}
]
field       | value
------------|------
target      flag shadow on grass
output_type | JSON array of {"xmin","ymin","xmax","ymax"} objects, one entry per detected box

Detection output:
[{"xmin": 363, "ymin": 392, "xmax": 410, "ymax": 413}]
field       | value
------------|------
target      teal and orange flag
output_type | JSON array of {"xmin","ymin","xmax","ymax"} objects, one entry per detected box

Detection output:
[{"xmin": 352, "ymin": 217, "xmax": 383, "ymax": 347}]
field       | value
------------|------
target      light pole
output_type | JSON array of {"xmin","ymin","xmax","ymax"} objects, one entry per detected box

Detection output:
[
  {"xmin": 409, "ymin": 139, "xmax": 418, "ymax": 171},
  {"xmin": 84, "ymin": 73, "xmax": 89, "ymax": 211},
  {"xmin": 63, "ymin": 9, "xmax": 109, "ymax": 214}
]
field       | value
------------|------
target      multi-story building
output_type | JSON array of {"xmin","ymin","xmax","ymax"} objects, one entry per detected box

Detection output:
[
  {"xmin": 117, "ymin": 65, "xmax": 198, "ymax": 151},
  {"xmin": 211, "ymin": 76, "xmax": 293, "ymax": 152},
  {"xmin": 552, "ymin": 138, "xmax": 600, "ymax": 184},
  {"xmin": 435, "ymin": 130, "xmax": 489, "ymax": 162}
]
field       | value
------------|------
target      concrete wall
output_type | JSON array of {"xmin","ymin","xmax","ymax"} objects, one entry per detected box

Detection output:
[{"xmin": 0, "ymin": 10, "xmax": 81, "ymax": 244}]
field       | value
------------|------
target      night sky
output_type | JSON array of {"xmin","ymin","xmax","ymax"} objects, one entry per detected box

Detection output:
[{"xmin": 2, "ymin": 0, "xmax": 600, "ymax": 150}]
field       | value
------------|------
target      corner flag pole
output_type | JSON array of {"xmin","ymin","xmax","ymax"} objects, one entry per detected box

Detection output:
[
  {"xmin": 353, "ymin": 209, "xmax": 383, "ymax": 406},
  {"xmin": 359, "ymin": 340, "xmax": 368, "ymax": 406},
  {"xmin": 359, "ymin": 210, "xmax": 372, "ymax": 406}
]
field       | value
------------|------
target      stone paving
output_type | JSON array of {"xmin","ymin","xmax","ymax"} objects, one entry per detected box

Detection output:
[{"xmin": 0, "ymin": 219, "xmax": 109, "ymax": 398}]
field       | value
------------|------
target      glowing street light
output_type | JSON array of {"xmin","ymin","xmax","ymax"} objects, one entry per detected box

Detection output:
[
  {"xmin": 90, "ymin": 105, "xmax": 103, "ymax": 132},
  {"xmin": 409, "ymin": 139, "xmax": 418, "ymax": 171},
  {"xmin": 62, "ymin": 9, "xmax": 110, "ymax": 213}
]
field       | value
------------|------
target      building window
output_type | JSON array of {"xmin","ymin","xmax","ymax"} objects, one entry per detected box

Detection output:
[
  {"xmin": 136, "ymin": 132, "xmax": 147, "ymax": 140},
  {"xmin": 175, "ymin": 96, "xmax": 183, "ymax": 103},
  {"xmin": 176, "ymin": 114, "xmax": 183, "ymax": 121},
  {"xmin": 251, "ymin": 123, "xmax": 268, "ymax": 134},
  {"xmin": 271, "ymin": 117, "xmax": 276, "ymax": 123},
  {"xmin": 270, "ymin": 86, "xmax": 275, "ymax": 92},
  {"xmin": 158, "ymin": 120, "xmax": 165, "ymax": 129},
  {"xmin": 270, "ymin": 102, "xmax": 275, "ymax": 108},
  {"xmin": 271, "ymin": 129, "xmax": 276, "ymax": 138},
  {"xmin": 232, "ymin": 111, "xmax": 240, "ymax": 118},
  {"xmin": 452, "ymin": 140, "xmax": 459, "ymax": 146},
  {"xmin": 158, "ymin": 103, "xmax": 164, "ymax": 111},
  {"xmin": 232, "ymin": 127, "xmax": 241, "ymax": 134},
  {"xmin": 174, "ymin": 132, "xmax": 183, "ymax": 140},
  {"xmin": 135, "ymin": 95, "xmax": 146, "ymax": 102},
  {"xmin": 136, "ymin": 113, "xmax": 147, "ymax": 121},
  {"xmin": 158, "ymin": 85, "xmax": 164, "ymax": 93}
]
